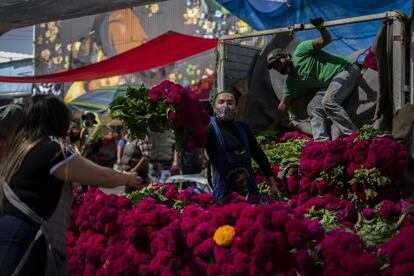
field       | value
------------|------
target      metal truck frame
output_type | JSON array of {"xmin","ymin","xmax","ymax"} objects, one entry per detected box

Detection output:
[{"xmin": 217, "ymin": 11, "xmax": 413, "ymax": 159}]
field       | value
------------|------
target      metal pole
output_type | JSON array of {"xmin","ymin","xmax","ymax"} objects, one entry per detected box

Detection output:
[
  {"xmin": 392, "ymin": 19, "xmax": 407, "ymax": 112},
  {"xmin": 215, "ymin": 41, "xmax": 225, "ymax": 92},
  {"xmin": 220, "ymin": 11, "xmax": 400, "ymax": 41},
  {"xmin": 411, "ymin": 19, "xmax": 414, "ymax": 105}
]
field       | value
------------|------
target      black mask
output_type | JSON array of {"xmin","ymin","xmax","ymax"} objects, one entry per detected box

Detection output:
[
  {"xmin": 279, "ymin": 63, "xmax": 293, "ymax": 75},
  {"xmin": 85, "ymin": 120, "xmax": 92, "ymax": 128}
]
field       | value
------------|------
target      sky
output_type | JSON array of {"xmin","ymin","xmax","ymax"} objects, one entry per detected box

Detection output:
[{"xmin": 0, "ymin": 27, "xmax": 33, "ymax": 55}]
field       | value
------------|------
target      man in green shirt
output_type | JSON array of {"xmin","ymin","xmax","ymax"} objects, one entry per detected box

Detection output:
[{"xmin": 268, "ymin": 18, "xmax": 362, "ymax": 140}]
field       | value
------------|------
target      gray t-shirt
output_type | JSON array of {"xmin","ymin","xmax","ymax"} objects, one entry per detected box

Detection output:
[{"xmin": 148, "ymin": 130, "xmax": 175, "ymax": 161}]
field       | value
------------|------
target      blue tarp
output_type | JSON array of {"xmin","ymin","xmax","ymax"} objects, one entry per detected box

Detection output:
[
  {"xmin": 217, "ymin": 0, "xmax": 411, "ymax": 55},
  {"xmin": 0, "ymin": 59, "xmax": 32, "ymax": 94}
]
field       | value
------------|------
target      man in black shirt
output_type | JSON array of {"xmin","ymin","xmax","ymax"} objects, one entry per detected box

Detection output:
[{"xmin": 205, "ymin": 90, "xmax": 282, "ymax": 202}]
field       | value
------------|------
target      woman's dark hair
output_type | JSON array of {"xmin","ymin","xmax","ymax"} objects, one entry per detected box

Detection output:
[
  {"xmin": 22, "ymin": 95, "xmax": 71, "ymax": 138},
  {"xmin": 0, "ymin": 95, "xmax": 71, "ymax": 204}
]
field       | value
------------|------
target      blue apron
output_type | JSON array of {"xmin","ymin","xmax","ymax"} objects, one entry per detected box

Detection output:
[{"xmin": 208, "ymin": 118, "xmax": 258, "ymax": 202}]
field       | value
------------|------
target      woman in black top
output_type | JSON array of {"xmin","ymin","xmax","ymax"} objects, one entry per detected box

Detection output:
[
  {"xmin": 205, "ymin": 90, "xmax": 282, "ymax": 201},
  {"xmin": 0, "ymin": 95, "xmax": 141, "ymax": 276}
]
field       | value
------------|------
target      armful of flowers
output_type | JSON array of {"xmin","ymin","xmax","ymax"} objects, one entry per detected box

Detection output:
[{"xmin": 109, "ymin": 81, "xmax": 210, "ymax": 152}]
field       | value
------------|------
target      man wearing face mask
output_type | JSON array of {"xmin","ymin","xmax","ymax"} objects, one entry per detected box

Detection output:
[
  {"xmin": 205, "ymin": 90, "xmax": 282, "ymax": 202},
  {"xmin": 269, "ymin": 18, "xmax": 362, "ymax": 140}
]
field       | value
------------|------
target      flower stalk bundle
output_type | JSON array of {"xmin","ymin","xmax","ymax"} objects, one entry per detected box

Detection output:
[{"xmin": 109, "ymin": 81, "xmax": 210, "ymax": 152}]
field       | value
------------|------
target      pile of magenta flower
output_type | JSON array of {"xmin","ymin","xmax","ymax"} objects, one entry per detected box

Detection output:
[
  {"xmin": 109, "ymin": 80, "xmax": 210, "ymax": 152},
  {"xmin": 67, "ymin": 128, "xmax": 414, "ymax": 275}
]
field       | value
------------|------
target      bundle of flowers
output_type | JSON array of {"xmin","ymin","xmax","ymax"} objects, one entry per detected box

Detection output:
[
  {"xmin": 127, "ymin": 183, "xmax": 216, "ymax": 210},
  {"xmin": 149, "ymin": 80, "xmax": 210, "ymax": 151},
  {"xmin": 68, "ymin": 187, "xmax": 414, "ymax": 274},
  {"xmin": 355, "ymin": 200, "xmax": 406, "ymax": 247},
  {"xmin": 255, "ymin": 132, "xmax": 310, "ymax": 199},
  {"xmin": 68, "ymin": 188, "xmax": 330, "ymax": 275},
  {"xmin": 255, "ymin": 131, "xmax": 310, "ymax": 192},
  {"xmin": 296, "ymin": 127, "xmax": 408, "ymax": 207},
  {"xmin": 109, "ymin": 81, "xmax": 210, "ymax": 152},
  {"xmin": 80, "ymin": 123, "xmax": 112, "ymax": 157},
  {"xmin": 67, "ymin": 189, "xmax": 134, "ymax": 275},
  {"xmin": 279, "ymin": 130, "xmax": 310, "ymax": 142},
  {"xmin": 318, "ymin": 228, "xmax": 382, "ymax": 275},
  {"xmin": 255, "ymin": 164, "xmax": 288, "ymax": 195},
  {"xmin": 293, "ymin": 195, "xmax": 358, "ymax": 232},
  {"xmin": 68, "ymin": 189, "xmax": 180, "ymax": 275},
  {"xmin": 380, "ymin": 226, "xmax": 414, "ymax": 275},
  {"xmin": 137, "ymin": 201, "xmax": 326, "ymax": 275}
]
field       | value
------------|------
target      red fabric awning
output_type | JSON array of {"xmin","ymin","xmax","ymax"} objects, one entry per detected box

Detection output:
[{"xmin": 0, "ymin": 32, "xmax": 218, "ymax": 83}]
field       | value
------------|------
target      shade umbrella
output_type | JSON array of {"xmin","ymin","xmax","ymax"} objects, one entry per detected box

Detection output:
[{"xmin": 67, "ymin": 86, "xmax": 131, "ymax": 114}]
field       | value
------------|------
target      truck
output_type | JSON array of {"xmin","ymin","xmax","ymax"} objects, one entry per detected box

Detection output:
[{"xmin": 215, "ymin": 11, "xmax": 414, "ymax": 161}]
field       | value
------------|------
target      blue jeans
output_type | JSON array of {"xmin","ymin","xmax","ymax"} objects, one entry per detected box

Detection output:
[
  {"xmin": 0, "ymin": 214, "xmax": 45, "ymax": 276},
  {"xmin": 307, "ymin": 63, "xmax": 362, "ymax": 140}
]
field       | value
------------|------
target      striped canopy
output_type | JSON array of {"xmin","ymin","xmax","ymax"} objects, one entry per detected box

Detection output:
[{"xmin": 67, "ymin": 86, "xmax": 132, "ymax": 114}]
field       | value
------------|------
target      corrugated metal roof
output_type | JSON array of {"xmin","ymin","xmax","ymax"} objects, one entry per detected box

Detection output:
[{"xmin": 0, "ymin": 51, "xmax": 32, "ymax": 63}]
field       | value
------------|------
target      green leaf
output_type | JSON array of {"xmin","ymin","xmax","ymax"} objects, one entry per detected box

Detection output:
[
  {"xmin": 354, "ymin": 125, "xmax": 387, "ymax": 143},
  {"xmin": 305, "ymin": 206, "xmax": 340, "ymax": 233},
  {"xmin": 316, "ymin": 166, "xmax": 346, "ymax": 187},
  {"xmin": 255, "ymin": 135, "xmax": 309, "ymax": 180},
  {"xmin": 126, "ymin": 184, "xmax": 169, "ymax": 206}
]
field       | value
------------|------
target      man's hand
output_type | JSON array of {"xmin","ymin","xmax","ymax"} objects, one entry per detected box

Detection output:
[
  {"xmin": 310, "ymin": 17, "xmax": 331, "ymax": 50},
  {"xmin": 309, "ymin": 17, "xmax": 324, "ymax": 28},
  {"xmin": 271, "ymin": 96, "xmax": 291, "ymax": 130}
]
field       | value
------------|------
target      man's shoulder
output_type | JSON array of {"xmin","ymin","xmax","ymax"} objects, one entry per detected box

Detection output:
[{"xmin": 293, "ymin": 40, "xmax": 314, "ymax": 56}]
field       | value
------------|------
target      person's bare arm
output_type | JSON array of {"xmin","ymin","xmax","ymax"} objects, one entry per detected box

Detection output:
[
  {"xmin": 310, "ymin": 17, "xmax": 331, "ymax": 50},
  {"xmin": 52, "ymin": 154, "xmax": 141, "ymax": 189},
  {"xmin": 312, "ymin": 28, "xmax": 332, "ymax": 50},
  {"xmin": 116, "ymin": 145, "xmax": 123, "ymax": 164},
  {"xmin": 172, "ymin": 150, "xmax": 180, "ymax": 168},
  {"xmin": 271, "ymin": 96, "xmax": 292, "ymax": 130},
  {"xmin": 129, "ymin": 156, "xmax": 149, "ymax": 173}
]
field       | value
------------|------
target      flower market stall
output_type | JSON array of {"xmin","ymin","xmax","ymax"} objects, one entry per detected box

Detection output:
[{"xmin": 67, "ymin": 80, "xmax": 414, "ymax": 275}]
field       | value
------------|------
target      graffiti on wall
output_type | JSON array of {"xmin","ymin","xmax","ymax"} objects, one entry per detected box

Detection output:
[{"xmin": 34, "ymin": 0, "xmax": 261, "ymax": 102}]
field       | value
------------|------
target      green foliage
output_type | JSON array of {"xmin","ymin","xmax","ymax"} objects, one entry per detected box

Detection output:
[
  {"xmin": 305, "ymin": 206, "xmax": 340, "ymax": 233},
  {"xmin": 126, "ymin": 184, "xmax": 168, "ymax": 206},
  {"xmin": 354, "ymin": 125, "xmax": 386, "ymax": 143},
  {"xmin": 350, "ymin": 168, "xmax": 391, "ymax": 201},
  {"xmin": 257, "ymin": 183, "xmax": 272, "ymax": 196},
  {"xmin": 81, "ymin": 123, "xmax": 111, "ymax": 156},
  {"xmin": 356, "ymin": 214, "xmax": 405, "ymax": 246},
  {"xmin": 270, "ymin": 139, "xmax": 307, "ymax": 178},
  {"xmin": 255, "ymin": 131, "xmax": 280, "ymax": 148},
  {"xmin": 256, "ymin": 132, "xmax": 308, "ymax": 179},
  {"xmin": 126, "ymin": 184, "xmax": 189, "ymax": 211},
  {"xmin": 109, "ymin": 86, "xmax": 170, "ymax": 140},
  {"xmin": 317, "ymin": 166, "xmax": 346, "ymax": 188},
  {"xmin": 172, "ymin": 200, "xmax": 189, "ymax": 211}
]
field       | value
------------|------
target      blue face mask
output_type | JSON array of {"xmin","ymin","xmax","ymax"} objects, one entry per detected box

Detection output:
[{"xmin": 215, "ymin": 105, "xmax": 236, "ymax": 121}]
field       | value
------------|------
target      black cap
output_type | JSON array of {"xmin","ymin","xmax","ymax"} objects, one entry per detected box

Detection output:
[
  {"xmin": 267, "ymin": 48, "xmax": 286, "ymax": 69},
  {"xmin": 81, "ymin": 112, "xmax": 97, "ymax": 124}
]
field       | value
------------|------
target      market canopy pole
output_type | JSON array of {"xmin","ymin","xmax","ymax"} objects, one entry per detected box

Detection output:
[{"xmin": 220, "ymin": 11, "xmax": 403, "ymax": 41}]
